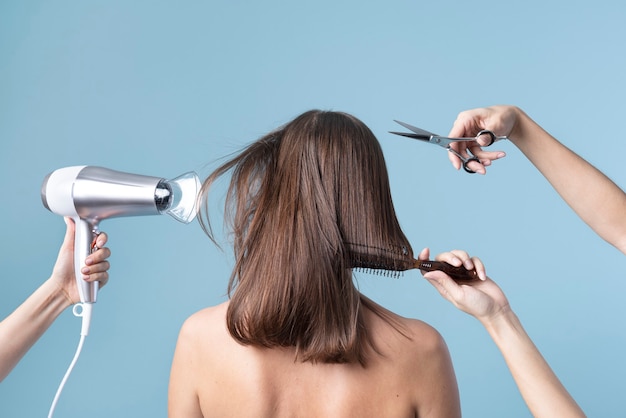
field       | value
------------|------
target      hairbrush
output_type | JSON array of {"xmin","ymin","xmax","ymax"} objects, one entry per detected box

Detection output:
[{"xmin": 348, "ymin": 243, "xmax": 478, "ymax": 282}]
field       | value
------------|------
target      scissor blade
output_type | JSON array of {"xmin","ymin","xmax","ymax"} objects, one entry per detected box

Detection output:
[
  {"xmin": 393, "ymin": 120, "xmax": 438, "ymax": 137},
  {"xmin": 389, "ymin": 131, "xmax": 429, "ymax": 140}
]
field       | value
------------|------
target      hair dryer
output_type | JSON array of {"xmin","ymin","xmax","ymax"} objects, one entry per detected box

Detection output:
[
  {"xmin": 42, "ymin": 166, "xmax": 200, "ymax": 417},
  {"xmin": 41, "ymin": 166, "xmax": 201, "ymax": 306}
]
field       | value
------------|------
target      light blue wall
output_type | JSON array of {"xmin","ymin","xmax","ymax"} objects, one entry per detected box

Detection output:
[{"xmin": 1, "ymin": 1, "xmax": 625, "ymax": 417}]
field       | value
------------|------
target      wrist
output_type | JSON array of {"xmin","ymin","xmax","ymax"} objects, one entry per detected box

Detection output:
[
  {"xmin": 506, "ymin": 107, "xmax": 552, "ymax": 150},
  {"xmin": 478, "ymin": 304, "xmax": 521, "ymax": 338},
  {"xmin": 478, "ymin": 306, "xmax": 534, "ymax": 356},
  {"xmin": 506, "ymin": 106, "xmax": 530, "ymax": 145},
  {"xmin": 44, "ymin": 277, "xmax": 74, "ymax": 309}
]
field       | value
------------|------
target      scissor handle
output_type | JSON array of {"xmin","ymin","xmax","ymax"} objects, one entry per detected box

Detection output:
[
  {"xmin": 448, "ymin": 148, "xmax": 479, "ymax": 174},
  {"xmin": 475, "ymin": 129, "xmax": 510, "ymax": 147},
  {"xmin": 462, "ymin": 157, "xmax": 480, "ymax": 174},
  {"xmin": 475, "ymin": 130, "xmax": 495, "ymax": 146}
]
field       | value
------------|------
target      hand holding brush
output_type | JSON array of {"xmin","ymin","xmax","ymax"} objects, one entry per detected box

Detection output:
[
  {"xmin": 421, "ymin": 248, "xmax": 585, "ymax": 418},
  {"xmin": 417, "ymin": 247, "xmax": 485, "ymax": 282},
  {"xmin": 349, "ymin": 243, "xmax": 480, "ymax": 282}
]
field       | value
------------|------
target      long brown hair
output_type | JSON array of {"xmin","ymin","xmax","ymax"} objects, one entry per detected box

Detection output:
[{"xmin": 199, "ymin": 110, "xmax": 413, "ymax": 365}]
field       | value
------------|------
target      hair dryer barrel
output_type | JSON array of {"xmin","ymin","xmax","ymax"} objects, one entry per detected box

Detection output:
[
  {"xmin": 43, "ymin": 166, "xmax": 165, "ymax": 221},
  {"xmin": 41, "ymin": 165, "xmax": 201, "ymax": 303}
]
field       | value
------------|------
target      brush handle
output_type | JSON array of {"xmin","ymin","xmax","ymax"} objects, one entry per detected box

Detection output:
[{"xmin": 416, "ymin": 260, "xmax": 478, "ymax": 282}]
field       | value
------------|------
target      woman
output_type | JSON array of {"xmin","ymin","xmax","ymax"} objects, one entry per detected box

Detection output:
[{"xmin": 168, "ymin": 110, "xmax": 461, "ymax": 417}]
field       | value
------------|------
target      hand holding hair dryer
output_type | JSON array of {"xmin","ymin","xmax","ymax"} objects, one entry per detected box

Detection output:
[
  {"xmin": 41, "ymin": 166, "xmax": 201, "ymax": 304},
  {"xmin": 41, "ymin": 165, "xmax": 200, "ymax": 418}
]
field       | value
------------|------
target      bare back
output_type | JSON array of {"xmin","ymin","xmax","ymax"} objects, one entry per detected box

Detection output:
[{"xmin": 168, "ymin": 301, "xmax": 460, "ymax": 418}]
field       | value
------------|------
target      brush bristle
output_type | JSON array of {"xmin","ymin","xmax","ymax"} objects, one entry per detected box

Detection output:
[{"xmin": 347, "ymin": 243, "xmax": 414, "ymax": 277}]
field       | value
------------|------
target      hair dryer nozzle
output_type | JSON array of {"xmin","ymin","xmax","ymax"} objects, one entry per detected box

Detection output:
[{"xmin": 156, "ymin": 171, "xmax": 201, "ymax": 224}]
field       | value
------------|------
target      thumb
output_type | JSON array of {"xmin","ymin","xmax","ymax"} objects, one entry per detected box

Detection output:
[
  {"xmin": 61, "ymin": 217, "xmax": 76, "ymax": 253},
  {"xmin": 417, "ymin": 247, "xmax": 430, "ymax": 261},
  {"xmin": 423, "ymin": 270, "xmax": 465, "ymax": 304}
]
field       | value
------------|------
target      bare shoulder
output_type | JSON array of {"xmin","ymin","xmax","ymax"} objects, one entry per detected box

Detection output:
[
  {"xmin": 181, "ymin": 302, "xmax": 228, "ymax": 330},
  {"xmin": 401, "ymin": 315, "xmax": 448, "ymax": 353},
  {"xmin": 365, "ymin": 300, "xmax": 448, "ymax": 356},
  {"xmin": 364, "ymin": 300, "xmax": 461, "ymax": 417},
  {"xmin": 397, "ymin": 315, "xmax": 453, "ymax": 375},
  {"xmin": 176, "ymin": 302, "xmax": 230, "ymax": 351}
]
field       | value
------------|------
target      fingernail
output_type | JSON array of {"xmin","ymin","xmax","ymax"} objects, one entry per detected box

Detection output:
[
  {"xmin": 82, "ymin": 274, "xmax": 90, "ymax": 280},
  {"xmin": 497, "ymin": 152, "xmax": 506, "ymax": 158},
  {"xmin": 463, "ymin": 259, "xmax": 473, "ymax": 269},
  {"xmin": 81, "ymin": 267, "xmax": 90, "ymax": 274}
]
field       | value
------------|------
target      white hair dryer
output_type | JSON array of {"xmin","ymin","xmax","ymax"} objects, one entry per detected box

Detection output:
[{"xmin": 41, "ymin": 165, "xmax": 201, "ymax": 305}]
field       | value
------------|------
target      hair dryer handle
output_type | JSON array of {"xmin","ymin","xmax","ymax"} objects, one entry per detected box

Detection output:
[{"xmin": 74, "ymin": 218, "xmax": 100, "ymax": 303}]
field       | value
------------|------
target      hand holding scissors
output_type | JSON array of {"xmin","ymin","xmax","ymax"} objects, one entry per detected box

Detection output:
[{"xmin": 390, "ymin": 120, "xmax": 508, "ymax": 174}]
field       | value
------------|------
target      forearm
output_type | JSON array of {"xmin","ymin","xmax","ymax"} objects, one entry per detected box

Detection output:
[
  {"xmin": 481, "ymin": 309, "xmax": 585, "ymax": 418},
  {"xmin": 0, "ymin": 278, "xmax": 71, "ymax": 381},
  {"xmin": 509, "ymin": 108, "xmax": 626, "ymax": 253}
]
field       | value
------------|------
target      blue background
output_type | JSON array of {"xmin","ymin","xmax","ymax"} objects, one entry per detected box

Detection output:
[{"xmin": 1, "ymin": 1, "xmax": 625, "ymax": 417}]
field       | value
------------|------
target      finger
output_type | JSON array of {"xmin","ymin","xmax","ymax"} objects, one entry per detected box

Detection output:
[
  {"xmin": 468, "ymin": 143, "xmax": 506, "ymax": 159},
  {"xmin": 85, "ymin": 247, "xmax": 111, "ymax": 265},
  {"xmin": 447, "ymin": 145, "xmax": 462, "ymax": 170},
  {"xmin": 61, "ymin": 217, "xmax": 76, "ymax": 251},
  {"xmin": 435, "ymin": 249, "xmax": 476, "ymax": 271},
  {"xmin": 475, "ymin": 132, "xmax": 495, "ymax": 147},
  {"xmin": 423, "ymin": 270, "xmax": 465, "ymax": 304},
  {"xmin": 81, "ymin": 261, "xmax": 110, "ymax": 282},
  {"xmin": 423, "ymin": 275, "xmax": 452, "ymax": 301},
  {"xmin": 447, "ymin": 112, "xmax": 475, "ymax": 138},
  {"xmin": 469, "ymin": 147, "xmax": 506, "ymax": 165},
  {"xmin": 83, "ymin": 271, "xmax": 109, "ymax": 287},
  {"xmin": 433, "ymin": 251, "xmax": 465, "ymax": 267},
  {"xmin": 95, "ymin": 232, "xmax": 108, "ymax": 249},
  {"xmin": 83, "ymin": 260, "xmax": 110, "ymax": 274},
  {"xmin": 456, "ymin": 145, "xmax": 486, "ymax": 174},
  {"xmin": 423, "ymin": 271, "xmax": 454, "ymax": 299},
  {"xmin": 82, "ymin": 260, "xmax": 110, "ymax": 284},
  {"xmin": 450, "ymin": 143, "xmax": 485, "ymax": 174},
  {"xmin": 449, "ymin": 249, "xmax": 476, "ymax": 271},
  {"xmin": 465, "ymin": 159, "xmax": 486, "ymax": 175},
  {"xmin": 447, "ymin": 122, "xmax": 466, "ymax": 138},
  {"xmin": 417, "ymin": 248, "xmax": 431, "ymax": 276},
  {"xmin": 453, "ymin": 142, "xmax": 476, "ymax": 160},
  {"xmin": 418, "ymin": 247, "xmax": 430, "ymax": 261},
  {"xmin": 471, "ymin": 256, "xmax": 487, "ymax": 281}
]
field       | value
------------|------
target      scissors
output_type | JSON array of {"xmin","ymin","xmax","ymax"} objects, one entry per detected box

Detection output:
[{"xmin": 390, "ymin": 120, "xmax": 508, "ymax": 173}]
